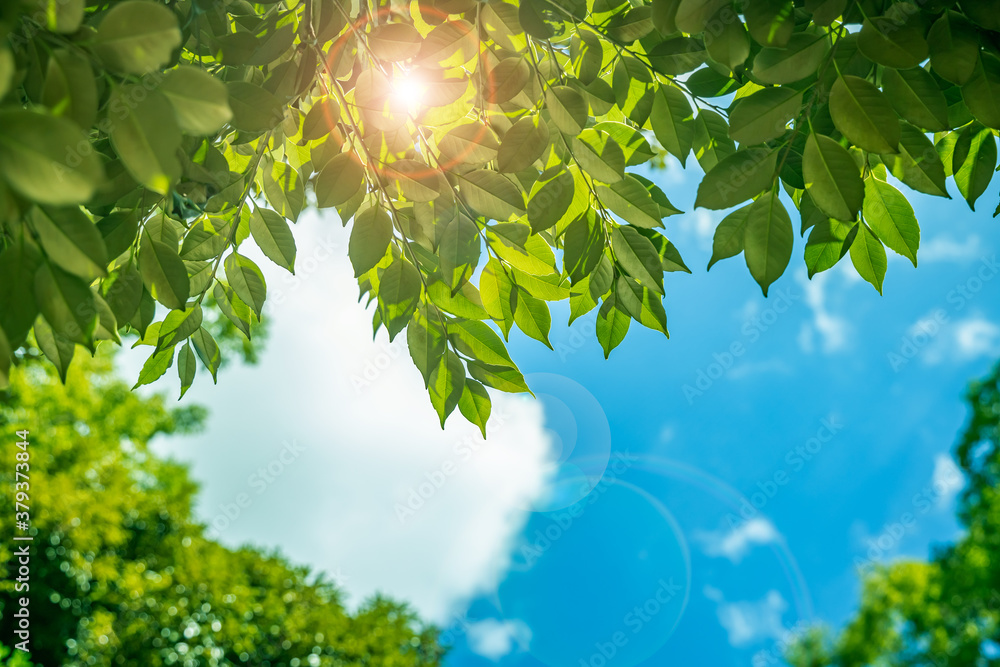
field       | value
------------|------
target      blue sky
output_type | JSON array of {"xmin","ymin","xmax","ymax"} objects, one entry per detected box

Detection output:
[{"xmin": 123, "ymin": 161, "xmax": 1000, "ymax": 666}]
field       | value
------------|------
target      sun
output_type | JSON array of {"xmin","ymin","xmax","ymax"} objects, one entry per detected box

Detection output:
[{"xmin": 390, "ymin": 74, "xmax": 428, "ymax": 116}]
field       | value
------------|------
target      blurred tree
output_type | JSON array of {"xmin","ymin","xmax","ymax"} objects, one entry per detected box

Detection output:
[
  {"xmin": 787, "ymin": 362, "xmax": 1000, "ymax": 667},
  {"xmin": 3, "ymin": 0, "xmax": 1000, "ymax": 429},
  {"xmin": 0, "ymin": 350, "xmax": 443, "ymax": 666}
]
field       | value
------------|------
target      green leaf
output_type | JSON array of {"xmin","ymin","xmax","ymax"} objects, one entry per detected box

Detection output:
[
  {"xmin": 263, "ymin": 161, "xmax": 305, "ymax": 222},
  {"xmin": 109, "ymin": 87, "xmax": 181, "ymax": 195},
  {"xmin": 139, "ymin": 230, "xmax": 190, "ymax": 310},
  {"xmin": 594, "ymin": 121, "xmax": 655, "ymax": 166},
  {"xmin": 479, "ymin": 257, "xmax": 515, "ymax": 338},
  {"xmin": 729, "ymin": 87, "xmax": 802, "ymax": 145},
  {"xmin": 458, "ymin": 379, "xmax": 492, "ymax": 438},
  {"xmin": 612, "ymin": 56, "xmax": 655, "ymax": 126},
  {"xmin": 250, "ymin": 207, "xmax": 296, "ymax": 273},
  {"xmin": 752, "ymin": 32, "xmax": 828, "ymax": 84},
  {"xmin": 857, "ymin": 16, "xmax": 927, "ymax": 70},
  {"xmin": 611, "ymin": 225, "xmax": 663, "ymax": 294},
  {"xmin": 302, "ymin": 98, "xmax": 341, "ymax": 141},
  {"xmin": 0, "ymin": 239, "xmax": 42, "ymax": 347},
  {"xmin": 427, "ymin": 280, "xmax": 489, "ymax": 320},
  {"xmin": 0, "ymin": 48, "xmax": 13, "ymax": 102},
  {"xmin": 928, "ymin": 11, "xmax": 979, "ymax": 86},
  {"xmin": 829, "ymin": 75, "xmax": 900, "ymax": 154},
  {"xmin": 407, "ymin": 305, "xmax": 447, "ymax": 387},
  {"xmin": 546, "ymin": 85, "xmax": 588, "ymax": 136},
  {"xmin": 157, "ymin": 304, "xmax": 202, "ymax": 351},
  {"xmin": 596, "ymin": 294, "xmax": 630, "ymax": 358},
  {"xmin": 963, "ymin": 55, "xmax": 1000, "ymax": 130},
  {"xmin": 527, "ymin": 169, "xmax": 575, "ymax": 233},
  {"xmin": 804, "ymin": 219, "xmax": 854, "ymax": 278},
  {"xmin": 953, "ymin": 124, "xmax": 997, "ymax": 210},
  {"xmin": 597, "ymin": 175, "xmax": 665, "ymax": 229},
  {"xmin": 692, "ymin": 109, "xmax": 736, "ymax": 172},
  {"xmin": 29, "ymin": 206, "xmax": 107, "ymax": 280},
  {"xmin": 513, "ymin": 286, "xmax": 551, "ymax": 347},
  {"xmin": 93, "ymin": 0, "xmax": 182, "ymax": 75},
  {"xmin": 438, "ymin": 123, "xmax": 500, "ymax": 166},
  {"xmin": 181, "ymin": 217, "xmax": 230, "ymax": 261},
  {"xmin": 487, "ymin": 226, "xmax": 557, "ymax": 276},
  {"xmin": 863, "ymin": 178, "xmax": 919, "ymax": 266},
  {"xmin": 803, "ymin": 132, "xmax": 863, "ymax": 221},
  {"xmin": 563, "ymin": 210, "xmax": 604, "ymax": 284},
  {"xmin": 497, "ymin": 116, "xmax": 549, "ymax": 173},
  {"xmin": 458, "ymin": 170, "xmax": 525, "ymax": 221},
  {"xmin": 369, "ymin": 22, "xmax": 423, "ymax": 61},
  {"xmin": 134, "ymin": 346, "xmax": 174, "ymax": 389},
  {"xmin": 224, "ymin": 253, "xmax": 266, "ymax": 318},
  {"xmin": 160, "ymin": 66, "xmax": 233, "ymax": 136},
  {"xmin": 226, "ymin": 82, "xmax": 283, "ymax": 133},
  {"xmin": 636, "ymin": 227, "xmax": 689, "ymax": 273},
  {"xmin": 0, "ymin": 110, "xmax": 104, "ymax": 206},
  {"xmin": 608, "ymin": 5, "xmax": 654, "ymax": 42},
  {"xmin": 190, "ymin": 326, "xmax": 220, "ymax": 382},
  {"xmin": 882, "ymin": 67, "xmax": 949, "ymax": 133},
  {"xmin": 483, "ymin": 57, "xmax": 531, "ymax": 104},
  {"xmin": 42, "ymin": 48, "xmax": 98, "ymax": 131},
  {"xmin": 695, "ymin": 148, "xmax": 778, "ymax": 210},
  {"xmin": 616, "ymin": 275, "xmax": 668, "ymax": 336},
  {"xmin": 449, "ymin": 319, "xmax": 515, "ymax": 367},
  {"xmin": 316, "ymin": 153, "xmax": 366, "ymax": 208},
  {"xmin": 849, "ymin": 222, "xmax": 887, "ymax": 293},
  {"xmin": 571, "ymin": 129, "xmax": 625, "ymax": 184},
  {"xmin": 34, "ymin": 262, "xmax": 97, "ymax": 347},
  {"xmin": 647, "ymin": 37, "xmax": 706, "ymax": 76},
  {"xmin": 708, "ymin": 204, "xmax": 751, "ymax": 270},
  {"xmin": 704, "ymin": 6, "xmax": 750, "ymax": 70},
  {"xmin": 650, "ymin": 85, "xmax": 694, "ymax": 165},
  {"xmin": 883, "ymin": 123, "xmax": 950, "ymax": 198},
  {"xmin": 377, "ymin": 258, "xmax": 422, "ymax": 341},
  {"xmin": 33, "ymin": 315, "xmax": 74, "ymax": 382},
  {"xmin": 214, "ymin": 281, "xmax": 253, "ymax": 339},
  {"xmin": 743, "ymin": 191, "xmax": 793, "ymax": 296},
  {"xmin": 439, "ymin": 214, "xmax": 480, "ymax": 289},
  {"xmin": 467, "ymin": 359, "xmax": 530, "ymax": 394},
  {"xmin": 177, "ymin": 342, "xmax": 196, "ymax": 398},
  {"xmin": 745, "ymin": 0, "xmax": 794, "ymax": 47}
]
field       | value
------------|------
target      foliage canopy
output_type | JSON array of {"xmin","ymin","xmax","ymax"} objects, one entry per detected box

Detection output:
[
  {"xmin": 0, "ymin": 350, "xmax": 443, "ymax": 665},
  {"xmin": 1, "ymin": 0, "xmax": 999, "ymax": 427}
]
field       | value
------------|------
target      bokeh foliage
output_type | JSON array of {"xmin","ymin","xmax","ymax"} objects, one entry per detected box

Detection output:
[
  {"xmin": 0, "ymin": 350, "xmax": 443, "ymax": 666},
  {"xmin": 1, "ymin": 0, "xmax": 999, "ymax": 427}
]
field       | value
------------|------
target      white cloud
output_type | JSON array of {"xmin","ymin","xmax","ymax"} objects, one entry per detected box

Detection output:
[
  {"xmin": 696, "ymin": 518, "xmax": 782, "ymax": 563},
  {"xmin": 795, "ymin": 270, "xmax": 849, "ymax": 354},
  {"xmin": 134, "ymin": 212, "xmax": 555, "ymax": 623},
  {"xmin": 466, "ymin": 619, "xmax": 531, "ymax": 661},
  {"xmin": 673, "ymin": 208, "xmax": 718, "ymax": 251},
  {"xmin": 914, "ymin": 315, "xmax": 1000, "ymax": 366},
  {"xmin": 954, "ymin": 317, "xmax": 1000, "ymax": 359},
  {"xmin": 920, "ymin": 235, "xmax": 982, "ymax": 263},
  {"xmin": 932, "ymin": 454, "xmax": 963, "ymax": 508},
  {"xmin": 703, "ymin": 587, "xmax": 788, "ymax": 647}
]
